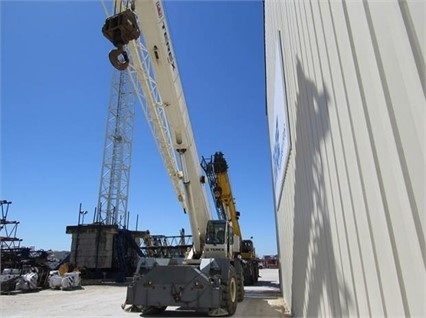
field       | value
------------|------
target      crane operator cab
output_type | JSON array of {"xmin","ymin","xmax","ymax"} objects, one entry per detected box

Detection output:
[{"xmin": 203, "ymin": 220, "xmax": 234, "ymax": 259}]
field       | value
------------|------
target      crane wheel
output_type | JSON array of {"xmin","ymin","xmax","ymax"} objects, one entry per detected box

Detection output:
[
  {"xmin": 237, "ymin": 269, "xmax": 244, "ymax": 302},
  {"xmin": 220, "ymin": 265, "xmax": 238, "ymax": 316},
  {"xmin": 109, "ymin": 48, "xmax": 129, "ymax": 71}
]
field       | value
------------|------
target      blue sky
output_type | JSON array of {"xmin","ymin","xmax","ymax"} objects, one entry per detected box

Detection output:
[{"xmin": 1, "ymin": 0, "xmax": 277, "ymax": 257}]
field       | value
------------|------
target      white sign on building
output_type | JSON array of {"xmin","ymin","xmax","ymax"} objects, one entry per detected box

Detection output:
[{"xmin": 268, "ymin": 35, "xmax": 291, "ymax": 207}]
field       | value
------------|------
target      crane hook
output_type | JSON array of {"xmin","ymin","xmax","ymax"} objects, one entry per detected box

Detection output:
[
  {"xmin": 102, "ymin": 9, "xmax": 140, "ymax": 70},
  {"xmin": 109, "ymin": 46, "xmax": 129, "ymax": 71}
]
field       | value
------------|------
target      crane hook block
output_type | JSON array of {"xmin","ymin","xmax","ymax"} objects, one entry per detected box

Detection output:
[
  {"xmin": 102, "ymin": 9, "xmax": 141, "ymax": 70},
  {"xmin": 109, "ymin": 48, "xmax": 129, "ymax": 71}
]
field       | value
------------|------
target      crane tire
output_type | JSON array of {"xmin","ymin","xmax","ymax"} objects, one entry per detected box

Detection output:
[
  {"xmin": 221, "ymin": 265, "xmax": 238, "ymax": 315},
  {"xmin": 237, "ymin": 268, "xmax": 244, "ymax": 302},
  {"xmin": 254, "ymin": 264, "xmax": 259, "ymax": 283}
]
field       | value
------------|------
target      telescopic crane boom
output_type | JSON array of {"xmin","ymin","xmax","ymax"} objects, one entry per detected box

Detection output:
[
  {"xmin": 202, "ymin": 152, "xmax": 259, "ymax": 285},
  {"xmin": 101, "ymin": 0, "xmax": 244, "ymax": 315},
  {"xmin": 102, "ymin": 0, "xmax": 211, "ymax": 256}
]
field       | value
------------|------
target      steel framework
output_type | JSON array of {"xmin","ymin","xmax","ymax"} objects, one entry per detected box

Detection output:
[
  {"xmin": 96, "ymin": 70, "xmax": 136, "ymax": 228},
  {"xmin": 97, "ymin": 0, "xmax": 181, "ymax": 230},
  {"xmin": 0, "ymin": 200, "xmax": 22, "ymax": 250},
  {"xmin": 126, "ymin": 32, "xmax": 184, "ymax": 209}
]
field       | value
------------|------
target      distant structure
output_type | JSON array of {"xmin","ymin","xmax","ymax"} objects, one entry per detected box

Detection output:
[
  {"xmin": 264, "ymin": 1, "xmax": 425, "ymax": 317},
  {"xmin": 0, "ymin": 200, "xmax": 64, "ymax": 292},
  {"xmin": 66, "ymin": 2, "xmax": 144, "ymax": 280},
  {"xmin": 259, "ymin": 255, "xmax": 279, "ymax": 269},
  {"xmin": 66, "ymin": 69, "xmax": 146, "ymax": 280},
  {"xmin": 96, "ymin": 70, "xmax": 135, "ymax": 228},
  {"xmin": 0, "ymin": 200, "xmax": 22, "ymax": 251}
]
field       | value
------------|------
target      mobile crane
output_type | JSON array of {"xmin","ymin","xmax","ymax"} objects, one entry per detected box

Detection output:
[
  {"xmin": 201, "ymin": 152, "xmax": 259, "ymax": 285},
  {"xmin": 102, "ymin": 0, "xmax": 244, "ymax": 316}
]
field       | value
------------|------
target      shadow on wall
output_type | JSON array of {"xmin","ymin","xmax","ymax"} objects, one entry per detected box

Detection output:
[{"xmin": 291, "ymin": 58, "xmax": 352, "ymax": 316}]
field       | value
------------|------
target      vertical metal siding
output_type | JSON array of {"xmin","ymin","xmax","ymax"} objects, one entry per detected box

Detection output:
[{"xmin": 264, "ymin": 0, "xmax": 425, "ymax": 316}]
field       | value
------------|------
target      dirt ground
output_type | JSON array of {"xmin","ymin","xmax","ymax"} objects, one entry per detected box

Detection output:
[{"xmin": 0, "ymin": 269, "xmax": 290, "ymax": 317}]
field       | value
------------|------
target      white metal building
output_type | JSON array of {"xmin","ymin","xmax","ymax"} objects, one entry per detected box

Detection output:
[{"xmin": 264, "ymin": 0, "xmax": 425, "ymax": 316}]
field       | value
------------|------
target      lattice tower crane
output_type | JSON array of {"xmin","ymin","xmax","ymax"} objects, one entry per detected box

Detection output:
[
  {"xmin": 96, "ymin": 69, "xmax": 135, "ymax": 228},
  {"xmin": 94, "ymin": 1, "xmax": 140, "ymax": 228}
]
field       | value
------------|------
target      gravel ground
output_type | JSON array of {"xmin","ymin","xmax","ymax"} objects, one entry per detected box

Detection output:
[{"xmin": 0, "ymin": 269, "xmax": 290, "ymax": 317}]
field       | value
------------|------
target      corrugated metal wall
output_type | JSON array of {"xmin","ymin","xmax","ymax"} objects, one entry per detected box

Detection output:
[{"xmin": 264, "ymin": 0, "xmax": 425, "ymax": 316}]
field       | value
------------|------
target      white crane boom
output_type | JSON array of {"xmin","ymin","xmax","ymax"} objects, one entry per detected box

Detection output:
[{"xmin": 109, "ymin": 0, "xmax": 212, "ymax": 255}]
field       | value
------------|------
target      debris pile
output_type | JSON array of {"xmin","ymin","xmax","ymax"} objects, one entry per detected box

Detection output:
[
  {"xmin": 48, "ymin": 262, "xmax": 81, "ymax": 290},
  {"xmin": 0, "ymin": 200, "xmax": 71, "ymax": 294},
  {"xmin": 48, "ymin": 270, "xmax": 81, "ymax": 290}
]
